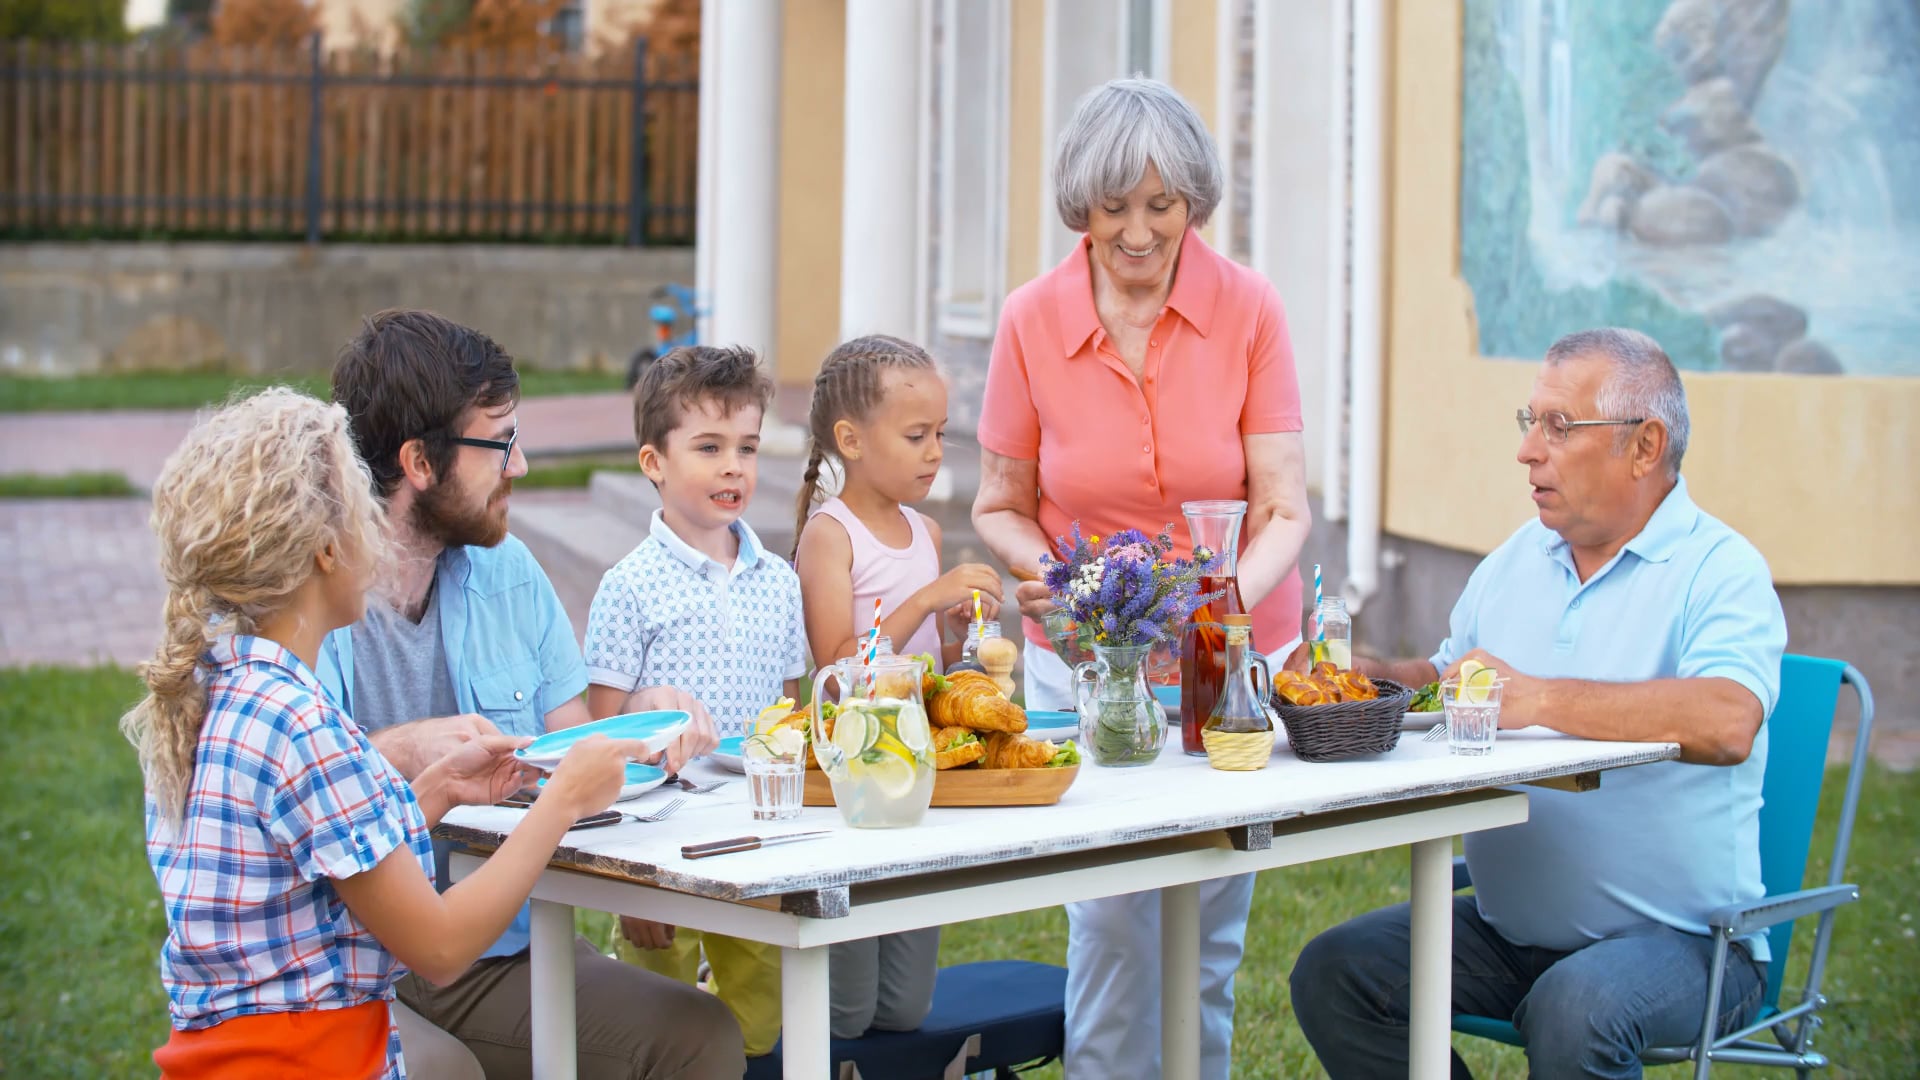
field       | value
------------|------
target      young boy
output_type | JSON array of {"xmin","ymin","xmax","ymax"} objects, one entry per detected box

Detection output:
[{"xmin": 584, "ymin": 344, "xmax": 805, "ymax": 1057}]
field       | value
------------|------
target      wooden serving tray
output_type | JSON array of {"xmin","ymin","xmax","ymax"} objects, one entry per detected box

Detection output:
[{"xmin": 802, "ymin": 764, "xmax": 1081, "ymax": 808}]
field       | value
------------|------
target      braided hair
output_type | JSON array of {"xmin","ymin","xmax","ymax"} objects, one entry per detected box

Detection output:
[{"xmin": 791, "ymin": 335, "xmax": 940, "ymax": 559}]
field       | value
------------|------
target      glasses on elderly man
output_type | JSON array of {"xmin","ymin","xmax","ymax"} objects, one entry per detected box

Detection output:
[
  {"xmin": 450, "ymin": 425, "xmax": 519, "ymax": 474},
  {"xmin": 1515, "ymin": 408, "xmax": 1645, "ymax": 445}
]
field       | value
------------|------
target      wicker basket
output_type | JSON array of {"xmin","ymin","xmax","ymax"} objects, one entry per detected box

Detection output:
[
  {"xmin": 1201, "ymin": 728, "xmax": 1275, "ymax": 771},
  {"xmin": 1272, "ymin": 677, "xmax": 1415, "ymax": 762}
]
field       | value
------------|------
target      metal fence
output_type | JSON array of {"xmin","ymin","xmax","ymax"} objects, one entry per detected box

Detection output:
[{"xmin": 0, "ymin": 37, "xmax": 697, "ymax": 245}]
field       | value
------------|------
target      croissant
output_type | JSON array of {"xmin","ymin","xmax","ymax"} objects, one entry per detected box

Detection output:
[
  {"xmin": 983, "ymin": 731, "xmax": 1057, "ymax": 769},
  {"xmin": 933, "ymin": 726, "xmax": 985, "ymax": 770},
  {"xmin": 1311, "ymin": 661, "xmax": 1341, "ymax": 682},
  {"xmin": 928, "ymin": 671, "xmax": 1028, "ymax": 733},
  {"xmin": 1332, "ymin": 670, "xmax": 1378, "ymax": 702},
  {"xmin": 1274, "ymin": 671, "xmax": 1321, "ymax": 706}
]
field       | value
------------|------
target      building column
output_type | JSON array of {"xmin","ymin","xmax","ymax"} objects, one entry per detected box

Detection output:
[
  {"xmin": 838, "ymin": 0, "xmax": 923, "ymax": 341},
  {"xmin": 704, "ymin": 0, "xmax": 783, "ymax": 366}
]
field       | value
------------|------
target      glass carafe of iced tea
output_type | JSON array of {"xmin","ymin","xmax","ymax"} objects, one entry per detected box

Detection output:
[
  {"xmin": 809, "ymin": 655, "xmax": 936, "ymax": 828},
  {"xmin": 1179, "ymin": 500, "xmax": 1248, "ymax": 756}
]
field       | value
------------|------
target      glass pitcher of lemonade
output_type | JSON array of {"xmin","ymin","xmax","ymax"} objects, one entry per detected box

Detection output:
[{"xmin": 809, "ymin": 654, "xmax": 936, "ymax": 828}]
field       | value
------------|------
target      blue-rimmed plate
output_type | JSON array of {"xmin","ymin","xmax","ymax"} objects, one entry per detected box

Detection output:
[
  {"xmin": 1152, "ymin": 684, "xmax": 1182, "ymax": 709},
  {"xmin": 710, "ymin": 735, "xmax": 748, "ymax": 773},
  {"xmin": 513, "ymin": 710, "xmax": 691, "ymax": 769},
  {"xmin": 538, "ymin": 762, "xmax": 668, "ymax": 802},
  {"xmin": 1024, "ymin": 709, "xmax": 1080, "ymax": 743}
]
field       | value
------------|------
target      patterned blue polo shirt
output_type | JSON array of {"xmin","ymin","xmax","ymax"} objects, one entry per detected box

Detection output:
[{"xmin": 584, "ymin": 511, "xmax": 808, "ymax": 739}]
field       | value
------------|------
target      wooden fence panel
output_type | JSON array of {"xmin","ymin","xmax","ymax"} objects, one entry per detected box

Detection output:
[{"xmin": 0, "ymin": 40, "xmax": 696, "ymax": 245}]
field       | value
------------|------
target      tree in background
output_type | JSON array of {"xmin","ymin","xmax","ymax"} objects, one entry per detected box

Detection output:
[
  {"xmin": 210, "ymin": 0, "xmax": 318, "ymax": 48},
  {"xmin": 401, "ymin": 0, "xmax": 564, "ymax": 51},
  {"xmin": 0, "ymin": 0, "xmax": 129, "ymax": 41},
  {"xmin": 600, "ymin": 0, "xmax": 698, "ymax": 73},
  {"xmin": 165, "ymin": 0, "xmax": 215, "ymax": 36}
]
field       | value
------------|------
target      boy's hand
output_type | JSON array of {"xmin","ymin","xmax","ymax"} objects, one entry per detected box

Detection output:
[
  {"xmin": 623, "ymin": 686, "xmax": 721, "ymax": 772},
  {"xmin": 619, "ymin": 917, "xmax": 676, "ymax": 950},
  {"xmin": 432, "ymin": 734, "xmax": 539, "ymax": 807},
  {"xmin": 541, "ymin": 735, "xmax": 654, "ymax": 819}
]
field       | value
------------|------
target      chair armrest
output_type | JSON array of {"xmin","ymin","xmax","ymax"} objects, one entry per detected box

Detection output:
[
  {"xmin": 1708, "ymin": 884, "xmax": 1859, "ymax": 936},
  {"xmin": 1452, "ymin": 854, "xmax": 1471, "ymax": 892}
]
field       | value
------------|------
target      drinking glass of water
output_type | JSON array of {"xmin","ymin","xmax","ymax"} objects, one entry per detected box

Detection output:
[
  {"xmin": 1441, "ymin": 675, "xmax": 1504, "ymax": 756},
  {"xmin": 742, "ymin": 728, "xmax": 807, "ymax": 821}
]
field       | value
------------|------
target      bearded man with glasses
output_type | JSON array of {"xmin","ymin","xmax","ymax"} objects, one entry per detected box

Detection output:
[
  {"xmin": 311, "ymin": 309, "xmax": 742, "ymax": 1080},
  {"xmin": 1285, "ymin": 327, "xmax": 1788, "ymax": 1079}
]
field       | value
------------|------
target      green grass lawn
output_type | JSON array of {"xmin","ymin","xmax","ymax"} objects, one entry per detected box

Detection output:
[
  {"xmin": 0, "ymin": 472, "xmax": 138, "ymax": 498},
  {"xmin": 0, "ymin": 369, "xmax": 629, "ymax": 414},
  {"xmin": 4, "ymin": 666, "xmax": 1913, "ymax": 1078}
]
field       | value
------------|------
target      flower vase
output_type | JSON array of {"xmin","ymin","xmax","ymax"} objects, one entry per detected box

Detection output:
[{"xmin": 1073, "ymin": 642, "xmax": 1167, "ymax": 767}]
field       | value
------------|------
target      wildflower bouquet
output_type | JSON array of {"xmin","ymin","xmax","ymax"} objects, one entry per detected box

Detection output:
[{"xmin": 1041, "ymin": 524, "xmax": 1219, "ymax": 764}]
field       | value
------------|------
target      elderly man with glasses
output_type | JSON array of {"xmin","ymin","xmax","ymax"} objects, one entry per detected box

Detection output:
[{"xmin": 1285, "ymin": 327, "xmax": 1787, "ymax": 1079}]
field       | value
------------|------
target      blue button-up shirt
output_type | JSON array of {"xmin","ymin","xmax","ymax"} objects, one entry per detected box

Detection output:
[
  {"xmin": 315, "ymin": 534, "xmax": 588, "ymax": 960},
  {"xmin": 1432, "ymin": 477, "xmax": 1786, "ymax": 959}
]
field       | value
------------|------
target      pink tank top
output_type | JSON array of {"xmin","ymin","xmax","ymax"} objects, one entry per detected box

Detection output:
[{"xmin": 810, "ymin": 497, "xmax": 945, "ymax": 671}]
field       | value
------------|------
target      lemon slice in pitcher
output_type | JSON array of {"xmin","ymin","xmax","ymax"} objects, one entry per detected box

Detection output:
[
  {"xmin": 893, "ymin": 703, "xmax": 932, "ymax": 754},
  {"xmin": 863, "ymin": 753, "xmax": 919, "ymax": 799},
  {"xmin": 831, "ymin": 708, "xmax": 874, "ymax": 759}
]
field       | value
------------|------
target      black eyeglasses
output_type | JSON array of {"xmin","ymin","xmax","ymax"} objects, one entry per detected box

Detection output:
[
  {"xmin": 450, "ymin": 425, "xmax": 518, "ymax": 474},
  {"xmin": 1515, "ymin": 408, "xmax": 1645, "ymax": 445}
]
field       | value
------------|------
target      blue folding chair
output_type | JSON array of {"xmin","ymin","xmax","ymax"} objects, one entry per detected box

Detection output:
[
  {"xmin": 1451, "ymin": 655, "xmax": 1874, "ymax": 1077},
  {"xmin": 744, "ymin": 960, "xmax": 1067, "ymax": 1080}
]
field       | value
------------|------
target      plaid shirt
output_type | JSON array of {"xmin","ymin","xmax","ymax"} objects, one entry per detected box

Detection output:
[{"xmin": 147, "ymin": 635, "xmax": 433, "ymax": 1077}]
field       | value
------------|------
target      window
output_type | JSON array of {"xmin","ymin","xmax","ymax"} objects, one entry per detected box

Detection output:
[{"xmin": 936, "ymin": 0, "xmax": 1010, "ymax": 338}]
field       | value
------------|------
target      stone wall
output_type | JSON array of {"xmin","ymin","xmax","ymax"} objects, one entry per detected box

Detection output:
[{"xmin": 0, "ymin": 243, "xmax": 695, "ymax": 377}]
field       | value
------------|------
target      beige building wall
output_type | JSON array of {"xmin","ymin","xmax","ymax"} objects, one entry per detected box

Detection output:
[
  {"xmin": 1003, "ymin": 0, "xmax": 1048, "ymax": 298},
  {"xmin": 1166, "ymin": 0, "xmax": 1218, "ymax": 251},
  {"xmin": 774, "ymin": 0, "xmax": 848, "ymax": 388},
  {"xmin": 313, "ymin": 0, "xmax": 403, "ymax": 52},
  {"xmin": 1383, "ymin": 2, "xmax": 1919, "ymax": 585}
]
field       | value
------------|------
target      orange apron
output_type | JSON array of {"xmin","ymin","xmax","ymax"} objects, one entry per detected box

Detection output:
[{"xmin": 154, "ymin": 999, "xmax": 390, "ymax": 1080}]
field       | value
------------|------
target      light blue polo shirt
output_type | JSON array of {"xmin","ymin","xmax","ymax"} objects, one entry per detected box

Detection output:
[
  {"xmin": 1433, "ymin": 477, "xmax": 1786, "ymax": 960},
  {"xmin": 315, "ymin": 534, "xmax": 589, "ymax": 960},
  {"xmin": 583, "ymin": 512, "xmax": 807, "ymax": 739}
]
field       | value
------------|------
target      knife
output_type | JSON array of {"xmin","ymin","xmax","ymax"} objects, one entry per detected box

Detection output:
[{"xmin": 681, "ymin": 831, "xmax": 833, "ymax": 860}]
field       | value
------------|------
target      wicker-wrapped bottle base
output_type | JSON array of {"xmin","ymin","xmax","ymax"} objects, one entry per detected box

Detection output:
[{"xmin": 1202, "ymin": 728, "xmax": 1274, "ymax": 771}]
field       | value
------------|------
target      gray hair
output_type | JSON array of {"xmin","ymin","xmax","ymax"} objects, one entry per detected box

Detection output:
[
  {"xmin": 1053, "ymin": 77, "xmax": 1223, "ymax": 233},
  {"xmin": 1545, "ymin": 327, "xmax": 1690, "ymax": 477}
]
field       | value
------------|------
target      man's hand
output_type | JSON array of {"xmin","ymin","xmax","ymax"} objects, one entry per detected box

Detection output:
[
  {"xmin": 430, "ymin": 734, "xmax": 539, "ymax": 808},
  {"xmin": 1441, "ymin": 649, "xmax": 1544, "ymax": 729},
  {"xmin": 1013, "ymin": 580, "xmax": 1055, "ymax": 622},
  {"xmin": 371, "ymin": 713, "xmax": 503, "ymax": 779},
  {"xmin": 619, "ymin": 916, "xmax": 676, "ymax": 950},
  {"xmin": 1280, "ymin": 639, "xmax": 1315, "ymax": 673},
  {"xmin": 624, "ymin": 686, "xmax": 720, "ymax": 773}
]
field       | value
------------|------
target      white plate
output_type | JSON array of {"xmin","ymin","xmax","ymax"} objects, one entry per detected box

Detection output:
[
  {"xmin": 514, "ymin": 710, "xmax": 691, "ymax": 769},
  {"xmin": 538, "ymin": 762, "xmax": 669, "ymax": 802},
  {"xmin": 1403, "ymin": 711, "xmax": 1445, "ymax": 731}
]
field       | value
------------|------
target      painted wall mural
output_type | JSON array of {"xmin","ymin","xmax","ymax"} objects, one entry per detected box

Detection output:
[{"xmin": 1460, "ymin": 0, "xmax": 1920, "ymax": 376}]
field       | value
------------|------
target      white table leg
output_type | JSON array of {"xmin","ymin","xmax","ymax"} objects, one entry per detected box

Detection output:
[
  {"xmin": 782, "ymin": 945, "xmax": 831, "ymax": 1080},
  {"xmin": 1408, "ymin": 838, "xmax": 1453, "ymax": 1080},
  {"xmin": 1160, "ymin": 882, "xmax": 1202, "ymax": 1080},
  {"xmin": 529, "ymin": 899, "xmax": 578, "ymax": 1080}
]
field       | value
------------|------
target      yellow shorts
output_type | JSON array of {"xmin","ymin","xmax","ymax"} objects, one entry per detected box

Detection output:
[{"xmin": 616, "ymin": 929, "xmax": 782, "ymax": 1057}]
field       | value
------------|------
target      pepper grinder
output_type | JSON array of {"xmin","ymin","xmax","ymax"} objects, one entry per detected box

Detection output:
[{"xmin": 970, "ymin": 620, "xmax": 1020, "ymax": 698}]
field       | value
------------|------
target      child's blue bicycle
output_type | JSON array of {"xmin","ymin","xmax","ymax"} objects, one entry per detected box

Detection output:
[{"xmin": 626, "ymin": 283, "xmax": 707, "ymax": 389}]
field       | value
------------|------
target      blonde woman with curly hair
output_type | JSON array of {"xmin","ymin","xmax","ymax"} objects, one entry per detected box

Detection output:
[{"xmin": 126, "ymin": 388, "xmax": 650, "ymax": 1079}]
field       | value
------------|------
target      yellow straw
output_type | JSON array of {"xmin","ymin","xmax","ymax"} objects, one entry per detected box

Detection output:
[{"xmin": 971, "ymin": 588, "xmax": 983, "ymax": 627}]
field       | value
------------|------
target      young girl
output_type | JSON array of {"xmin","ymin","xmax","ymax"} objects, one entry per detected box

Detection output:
[
  {"xmin": 791, "ymin": 334, "xmax": 1003, "ymax": 1040},
  {"xmin": 125, "ymin": 388, "xmax": 646, "ymax": 1079}
]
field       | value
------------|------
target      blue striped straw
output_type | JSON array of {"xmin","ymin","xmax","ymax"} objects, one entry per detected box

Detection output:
[{"xmin": 1313, "ymin": 563, "xmax": 1324, "ymax": 641}]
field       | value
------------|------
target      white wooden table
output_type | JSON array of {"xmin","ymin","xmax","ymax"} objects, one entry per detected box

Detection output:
[{"xmin": 439, "ymin": 728, "xmax": 1676, "ymax": 1080}]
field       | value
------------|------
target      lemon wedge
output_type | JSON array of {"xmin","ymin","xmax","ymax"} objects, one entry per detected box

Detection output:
[
  {"xmin": 1459, "ymin": 660, "xmax": 1500, "ymax": 705},
  {"xmin": 754, "ymin": 698, "xmax": 797, "ymax": 735}
]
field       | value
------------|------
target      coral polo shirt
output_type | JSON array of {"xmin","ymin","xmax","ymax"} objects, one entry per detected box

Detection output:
[{"xmin": 978, "ymin": 228, "xmax": 1306, "ymax": 652}]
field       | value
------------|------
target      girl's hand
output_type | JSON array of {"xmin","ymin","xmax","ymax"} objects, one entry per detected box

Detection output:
[
  {"xmin": 942, "ymin": 592, "xmax": 1003, "ymax": 640},
  {"xmin": 539, "ymin": 735, "xmax": 653, "ymax": 819},
  {"xmin": 921, "ymin": 563, "xmax": 1005, "ymax": 613},
  {"xmin": 432, "ymin": 734, "xmax": 539, "ymax": 808}
]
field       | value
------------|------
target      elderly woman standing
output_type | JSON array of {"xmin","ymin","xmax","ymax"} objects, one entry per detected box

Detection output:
[{"xmin": 971, "ymin": 78, "xmax": 1311, "ymax": 1078}]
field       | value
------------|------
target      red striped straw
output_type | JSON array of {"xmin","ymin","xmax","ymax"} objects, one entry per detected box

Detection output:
[{"xmin": 863, "ymin": 597, "xmax": 886, "ymax": 661}]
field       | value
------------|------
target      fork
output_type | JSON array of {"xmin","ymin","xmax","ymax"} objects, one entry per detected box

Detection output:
[
  {"xmin": 666, "ymin": 776, "xmax": 732, "ymax": 795},
  {"xmin": 1422, "ymin": 722, "xmax": 1448, "ymax": 743},
  {"xmin": 623, "ymin": 797, "xmax": 686, "ymax": 823}
]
